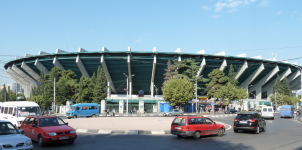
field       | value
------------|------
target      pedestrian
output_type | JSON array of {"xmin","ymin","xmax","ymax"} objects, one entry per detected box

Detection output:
[
  {"xmin": 205, "ymin": 106, "xmax": 208, "ymax": 114},
  {"xmin": 112, "ymin": 108, "xmax": 115, "ymax": 116},
  {"xmin": 107, "ymin": 109, "xmax": 110, "ymax": 116},
  {"xmin": 200, "ymin": 106, "xmax": 203, "ymax": 115},
  {"xmin": 130, "ymin": 109, "xmax": 132, "ymax": 114},
  {"xmin": 134, "ymin": 107, "xmax": 137, "ymax": 114},
  {"xmin": 297, "ymin": 110, "xmax": 300, "ymax": 121},
  {"xmin": 104, "ymin": 109, "xmax": 107, "ymax": 117}
]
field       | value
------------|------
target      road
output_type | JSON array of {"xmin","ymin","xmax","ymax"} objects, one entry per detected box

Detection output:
[{"xmin": 32, "ymin": 114, "xmax": 302, "ymax": 150}]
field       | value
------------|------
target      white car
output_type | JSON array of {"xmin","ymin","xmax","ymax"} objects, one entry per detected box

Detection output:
[
  {"xmin": 0, "ymin": 120, "xmax": 33, "ymax": 150},
  {"xmin": 261, "ymin": 106, "xmax": 274, "ymax": 120},
  {"xmin": 163, "ymin": 109, "xmax": 184, "ymax": 116}
]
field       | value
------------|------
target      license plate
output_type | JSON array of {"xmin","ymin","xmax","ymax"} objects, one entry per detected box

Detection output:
[
  {"xmin": 59, "ymin": 136, "xmax": 69, "ymax": 140},
  {"xmin": 175, "ymin": 127, "xmax": 181, "ymax": 129},
  {"xmin": 240, "ymin": 121, "xmax": 247, "ymax": 123}
]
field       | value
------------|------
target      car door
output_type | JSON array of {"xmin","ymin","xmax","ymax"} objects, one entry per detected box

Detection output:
[
  {"xmin": 255, "ymin": 114, "xmax": 263, "ymax": 128},
  {"xmin": 205, "ymin": 118, "xmax": 216, "ymax": 135},
  {"xmin": 197, "ymin": 118, "xmax": 209, "ymax": 136},
  {"xmin": 31, "ymin": 118, "xmax": 39, "ymax": 141},
  {"xmin": 24, "ymin": 117, "xmax": 34, "ymax": 138}
]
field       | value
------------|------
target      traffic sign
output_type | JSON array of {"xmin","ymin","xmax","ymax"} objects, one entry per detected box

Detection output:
[
  {"xmin": 300, "ymin": 99, "xmax": 302, "ymax": 102},
  {"xmin": 234, "ymin": 100, "xmax": 238, "ymax": 102},
  {"xmin": 211, "ymin": 102, "xmax": 214, "ymax": 106},
  {"xmin": 300, "ymin": 102, "xmax": 302, "ymax": 106}
]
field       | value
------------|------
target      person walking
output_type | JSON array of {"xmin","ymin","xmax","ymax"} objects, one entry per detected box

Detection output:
[
  {"xmin": 107, "ymin": 108, "xmax": 110, "ymax": 116},
  {"xmin": 112, "ymin": 108, "xmax": 115, "ymax": 117},
  {"xmin": 205, "ymin": 106, "xmax": 208, "ymax": 114},
  {"xmin": 104, "ymin": 109, "xmax": 107, "ymax": 117},
  {"xmin": 133, "ymin": 107, "xmax": 137, "ymax": 114}
]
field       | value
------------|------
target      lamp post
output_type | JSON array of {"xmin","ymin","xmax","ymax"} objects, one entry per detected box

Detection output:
[
  {"xmin": 123, "ymin": 73, "xmax": 134, "ymax": 114},
  {"xmin": 195, "ymin": 75, "xmax": 203, "ymax": 114},
  {"xmin": 154, "ymin": 85, "xmax": 159, "ymax": 113},
  {"xmin": 49, "ymin": 78, "xmax": 56, "ymax": 113}
]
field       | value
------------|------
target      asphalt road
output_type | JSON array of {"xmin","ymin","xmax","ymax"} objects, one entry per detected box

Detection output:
[{"xmin": 32, "ymin": 114, "xmax": 302, "ymax": 150}]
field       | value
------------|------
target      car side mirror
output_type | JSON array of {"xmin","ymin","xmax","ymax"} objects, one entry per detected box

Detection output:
[
  {"xmin": 32, "ymin": 124, "xmax": 37, "ymax": 128},
  {"xmin": 13, "ymin": 113, "xmax": 15, "ymax": 116},
  {"xmin": 65, "ymin": 123, "xmax": 69, "ymax": 125},
  {"xmin": 19, "ymin": 129, "xmax": 24, "ymax": 134},
  {"xmin": 214, "ymin": 122, "xmax": 216, "ymax": 125}
]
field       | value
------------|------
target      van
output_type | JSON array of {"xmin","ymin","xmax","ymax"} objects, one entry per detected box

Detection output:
[
  {"xmin": 261, "ymin": 106, "xmax": 274, "ymax": 120},
  {"xmin": 280, "ymin": 105, "xmax": 294, "ymax": 118},
  {"xmin": 0, "ymin": 101, "xmax": 41, "ymax": 128},
  {"xmin": 256, "ymin": 105, "xmax": 266, "ymax": 112},
  {"xmin": 66, "ymin": 103, "xmax": 100, "ymax": 119}
]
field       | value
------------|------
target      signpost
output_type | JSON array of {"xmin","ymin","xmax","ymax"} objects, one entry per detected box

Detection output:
[
  {"xmin": 211, "ymin": 102, "xmax": 214, "ymax": 116},
  {"xmin": 234, "ymin": 100, "xmax": 237, "ymax": 110}
]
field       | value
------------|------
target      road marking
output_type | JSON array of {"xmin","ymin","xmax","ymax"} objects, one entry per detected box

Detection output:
[
  {"xmin": 215, "ymin": 121, "xmax": 232, "ymax": 130},
  {"xmin": 123, "ymin": 115, "xmax": 128, "ymax": 116},
  {"xmin": 77, "ymin": 129, "xmax": 88, "ymax": 133},
  {"xmin": 125, "ymin": 130, "xmax": 138, "ymax": 134},
  {"xmin": 151, "ymin": 131, "xmax": 165, "ymax": 134},
  {"xmin": 132, "ymin": 115, "xmax": 137, "ymax": 116},
  {"xmin": 115, "ymin": 115, "xmax": 119, "ymax": 116},
  {"xmin": 141, "ymin": 115, "xmax": 145, "ymax": 116},
  {"xmin": 98, "ymin": 130, "xmax": 112, "ymax": 134},
  {"xmin": 150, "ymin": 114, "xmax": 154, "ymax": 116}
]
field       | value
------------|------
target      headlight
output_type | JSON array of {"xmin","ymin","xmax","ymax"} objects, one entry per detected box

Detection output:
[
  {"xmin": 70, "ymin": 113, "xmax": 73, "ymax": 115},
  {"xmin": 24, "ymin": 140, "xmax": 32, "ymax": 146},
  {"xmin": 70, "ymin": 130, "xmax": 76, "ymax": 134},
  {"xmin": 48, "ymin": 132, "xmax": 57, "ymax": 136}
]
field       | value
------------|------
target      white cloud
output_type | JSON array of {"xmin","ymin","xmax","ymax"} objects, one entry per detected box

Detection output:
[
  {"xmin": 202, "ymin": 6, "xmax": 211, "ymax": 11},
  {"xmin": 214, "ymin": 0, "xmax": 257, "ymax": 12},
  {"xmin": 276, "ymin": 11, "xmax": 282, "ymax": 15},
  {"xmin": 258, "ymin": 0, "xmax": 270, "ymax": 7},
  {"xmin": 215, "ymin": 2, "xmax": 228, "ymax": 12},
  {"xmin": 228, "ymin": 9, "xmax": 238, "ymax": 13},
  {"xmin": 294, "ymin": 11, "xmax": 298, "ymax": 13},
  {"xmin": 213, "ymin": 14, "xmax": 221, "ymax": 18},
  {"xmin": 250, "ymin": 0, "xmax": 257, "ymax": 2}
]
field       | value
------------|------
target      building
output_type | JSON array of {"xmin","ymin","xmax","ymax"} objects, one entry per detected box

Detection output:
[{"xmin": 3, "ymin": 47, "xmax": 302, "ymax": 112}]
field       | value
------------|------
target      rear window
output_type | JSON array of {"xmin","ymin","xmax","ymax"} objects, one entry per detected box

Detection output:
[
  {"xmin": 172, "ymin": 118, "xmax": 186, "ymax": 126},
  {"xmin": 281, "ymin": 108, "xmax": 285, "ymax": 111},
  {"xmin": 286, "ymin": 108, "xmax": 290, "ymax": 111},
  {"xmin": 236, "ymin": 114, "xmax": 254, "ymax": 119},
  {"xmin": 268, "ymin": 108, "xmax": 273, "ymax": 112},
  {"xmin": 263, "ymin": 108, "xmax": 267, "ymax": 112}
]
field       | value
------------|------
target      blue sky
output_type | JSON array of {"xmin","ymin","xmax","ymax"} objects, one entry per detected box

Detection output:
[{"xmin": 0, "ymin": 0, "xmax": 301, "ymax": 85}]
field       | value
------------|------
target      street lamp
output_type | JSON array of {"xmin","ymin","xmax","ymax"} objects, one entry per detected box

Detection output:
[
  {"xmin": 123, "ymin": 73, "xmax": 134, "ymax": 114},
  {"xmin": 195, "ymin": 75, "xmax": 203, "ymax": 114},
  {"xmin": 154, "ymin": 85, "xmax": 159, "ymax": 113},
  {"xmin": 49, "ymin": 78, "xmax": 56, "ymax": 114}
]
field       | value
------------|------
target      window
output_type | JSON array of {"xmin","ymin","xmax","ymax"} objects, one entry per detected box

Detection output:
[
  {"xmin": 89, "ymin": 106, "xmax": 97, "ymax": 110},
  {"xmin": 205, "ymin": 118, "xmax": 213, "ymax": 124},
  {"xmin": 268, "ymin": 108, "xmax": 273, "ymax": 112},
  {"xmin": 8, "ymin": 107, "xmax": 13, "ymax": 115},
  {"xmin": 281, "ymin": 108, "xmax": 285, "ymax": 111},
  {"xmin": 23, "ymin": 118, "xmax": 29, "ymax": 125},
  {"xmin": 13, "ymin": 107, "xmax": 16, "ymax": 116},
  {"xmin": 26, "ymin": 118, "xmax": 34, "ymax": 126},
  {"xmin": 263, "ymin": 108, "xmax": 267, "ymax": 112},
  {"xmin": 0, "ymin": 107, "xmax": 4, "ymax": 114},
  {"xmin": 4, "ymin": 107, "xmax": 8, "ymax": 114},
  {"xmin": 76, "ymin": 107, "xmax": 80, "ymax": 110},
  {"xmin": 81, "ymin": 106, "xmax": 88, "ymax": 110},
  {"xmin": 39, "ymin": 117, "xmax": 66, "ymax": 127},
  {"xmin": 0, "ymin": 122, "xmax": 19, "ymax": 135},
  {"xmin": 286, "ymin": 108, "xmax": 290, "ymax": 111},
  {"xmin": 32, "ymin": 119, "xmax": 38, "ymax": 127},
  {"xmin": 172, "ymin": 118, "xmax": 186, "ymax": 126},
  {"xmin": 188, "ymin": 118, "xmax": 206, "ymax": 124},
  {"xmin": 236, "ymin": 114, "xmax": 254, "ymax": 119}
]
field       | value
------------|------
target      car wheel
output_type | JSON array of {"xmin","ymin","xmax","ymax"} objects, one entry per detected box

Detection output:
[
  {"xmin": 180, "ymin": 113, "xmax": 183, "ymax": 116},
  {"xmin": 68, "ymin": 140, "xmax": 74, "ymax": 144},
  {"xmin": 272, "ymin": 117, "xmax": 274, "ymax": 120},
  {"xmin": 234, "ymin": 129, "xmax": 238, "ymax": 133},
  {"xmin": 193, "ymin": 132, "xmax": 201, "ymax": 139},
  {"xmin": 262, "ymin": 125, "xmax": 266, "ymax": 132},
  {"xmin": 255, "ymin": 126, "xmax": 260, "ymax": 134},
  {"xmin": 218, "ymin": 128, "xmax": 224, "ymax": 137},
  {"xmin": 38, "ymin": 135, "xmax": 45, "ymax": 147},
  {"xmin": 73, "ymin": 115, "xmax": 77, "ymax": 118},
  {"xmin": 67, "ymin": 117, "xmax": 71, "ymax": 119},
  {"xmin": 92, "ymin": 114, "xmax": 96, "ymax": 118},
  {"xmin": 168, "ymin": 113, "xmax": 172, "ymax": 116},
  {"xmin": 177, "ymin": 135, "xmax": 182, "ymax": 138}
]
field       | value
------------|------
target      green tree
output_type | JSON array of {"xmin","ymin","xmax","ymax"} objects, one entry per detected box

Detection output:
[
  {"xmin": 162, "ymin": 60, "xmax": 178, "ymax": 86},
  {"xmin": 162, "ymin": 78, "xmax": 194, "ymax": 106},
  {"xmin": 273, "ymin": 74, "xmax": 283, "ymax": 94},
  {"xmin": 92, "ymin": 66, "xmax": 108, "ymax": 103},
  {"xmin": 1, "ymin": 84, "xmax": 7, "ymax": 101},
  {"xmin": 32, "ymin": 70, "xmax": 45, "ymax": 96},
  {"xmin": 269, "ymin": 92, "xmax": 283, "ymax": 105},
  {"xmin": 56, "ymin": 70, "xmax": 78, "ymax": 105},
  {"xmin": 206, "ymin": 69, "xmax": 228, "ymax": 99},
  {"xmin": 88, "ymin": 72, "xmax": 96, "ymax": 101},
  {"xmin": 228, "ymin": 64, "xmax": 238, "ymax": 85},
  {"xmin": 282, "ymin": 77, "xmax": 291, "ymax": 96}
]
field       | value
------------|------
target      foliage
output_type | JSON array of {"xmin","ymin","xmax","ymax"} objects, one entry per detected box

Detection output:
[
  {"xmin": 282, "ymin": 77, "xmax": 290, "ymax": 96},
  {"xmin": 56, "ymin": 70, "xmax": 78, "ymax": 105},
  {"xmin": 273, "ymin": 74, "xmax": 283, "ymax": 94},
  {"xmin": 92, "ymin": 66, "xmax": 108, "ymax": 103},
  {"xmin": 163, "ymin": 60, "xmax": 178, "ymax": 86},
  {"xmin": 162, "ymin": 78, "xmax": 194, "ymax": 106},
  {"xmin": 227, "ymin": 64, "xmax": 238, "ymax": 85},
  {"xmin": 206, "ymin": 69, "xmax": 228, "ymax": 99}
]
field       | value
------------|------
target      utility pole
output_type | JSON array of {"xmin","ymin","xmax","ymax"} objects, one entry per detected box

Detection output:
[
  {"xmin": 195, "ymin": 79, "xmax": 197, "ymax": 114},
  {"xmin": 275, "ymin": 91, "xmax": 277, "ymax": 110},
  {"xmin": 126, "ymin": 76, "xmax": 129, "ymax": 114},
  {"xmin": 53, "ymin": 77, "xmax": 56, "ymax": 113},
  {"xmin": 15, "ymin": 84, "xmax": 17, "ymax": 101}
]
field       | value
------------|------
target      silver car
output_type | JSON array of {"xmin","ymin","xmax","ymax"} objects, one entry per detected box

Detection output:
[{"xmin": 163, "ymin": 109, "xmax": 184, "ymax": 116}]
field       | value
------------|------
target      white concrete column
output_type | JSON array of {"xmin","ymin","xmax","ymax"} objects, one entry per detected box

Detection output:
[
  {"xmin": 235, "ymin": 60, "xmax": 248, "ymax": 80},
  {"xmin": 12, "ymin": 64, "xmax": 35, "ymax": 84},
  {"xmin": 239, "ymin": 63, "xmax": 265, "ymax": 89},
  {"xmin": 219, "ymin": 58, "xmax": 227, "ymax": 71},
  {"xmin": 76, "ymin": 55, "xmax": 90, "ymax": 78},
  {"xmin": 288, "ymin": 70, "xmax": 301, "ymax": 83},
  {"xmin": 127, "ymin": 47, "xmax": 133, "ymax": 96},
  {"xmin": 101, "ymin": 52, "xmax": 116, "ymax": 93},
  {"xmin": 290, "ymin": 77, "xmax": 301, "ymax": 89},
  {"xmin": 53, "ymin": 57, "xmax": 65, "ymax": 71},
  {"xmin": 107, "ymin": 82, "xmax": 111, "ymax": 99},
  {"xmin": 35, "ymin": 59, "xmax": 50, "ymax": 74},
  {"xmin": 150, "ymin": 55, "xmax": 156, "ymax": 97},
  {"xmin": 21, "ymin": 61, "xmax": 39, "ymax": 81},
  {"xmin": 196, "ymin": 57, "xmax": 206, "ymax": 77}
]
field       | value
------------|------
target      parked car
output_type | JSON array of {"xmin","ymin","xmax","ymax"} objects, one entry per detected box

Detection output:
[
  {"xmin": 66, "ymin": 103, "xmax": 100, "ymax": 119},
  {"xmin": 163, "ymin": 109, "xmax": 184, "ymax": 116},
  {"xmin": 0, "ymin": 120, "xmax": 33, "ymax": 150},
  {"xmin": 224, "ymin": 109, "xmax": 238, "ymax": 114},
  {"xmin": 233, "ymin": 112, "xmax": 266, "ymax": 134},
  {"xmin": 171, "ymin": 116, "xmax": 225, "ymax": 139},
  {"xmin": 261, "ymin": 106, "xmax": 274, "ymax": 120},
  {"xmin": 280, "ymin": 105, "xmax": 294, "ymax": 118},
  {"xmin": 20, "ymin": 116, "xmax": 77, "ymax": 147}
]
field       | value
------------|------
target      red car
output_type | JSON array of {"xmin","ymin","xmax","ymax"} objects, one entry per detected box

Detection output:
[
  {"xmin": 171, "ymin": 116, "xmax": 225, "ymax": 139},
  {"xmin": 20, "ymin": 116, "xmax": 77, "ymax": 147}
]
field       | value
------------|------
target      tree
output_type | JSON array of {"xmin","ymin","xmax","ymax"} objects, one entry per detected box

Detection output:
[
  {"xmin": 88, "ymin": 72, "xmax": 96, "ymax": 101},
  {"xmin": 282, "ymin": 77, "xmax": 291, "ymax": 96},
  {"xmin": 206, "ymin": 69, "xmax": 228, "ymax": 99},
  {"xmin": 32, "ymin": 70, "xmax": 45, "ymax": 96},
  {"xmin": 228, "ymin": 64, "xmax": 238, "ymax": 85},
  {"xmin": 273, "ymin": 74, "xmax": 283, "ymax": 94},
  {"xmin": 162, "ymin": 60, "xmax": 178, "ymax": 86},
  {"xmin": 173, "ymin": 58, "xmax": 202, "ymax": 83},
  {"xmin": 162, "ymin": 78, "xmax": 194, "ymax": 106},
  {"xmin": 1, "ymin": 84, "xmax": 7, "ymax": 101},
  {"xmin": 56, "ymin": 70, "xmax": 78, "ymax": 105},
  {"xmin": 92, "ymin": 66, "xmax": 108, "ymax": 103}
]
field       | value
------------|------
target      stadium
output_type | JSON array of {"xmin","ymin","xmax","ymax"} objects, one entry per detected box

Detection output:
[{"xmin": 3, "ymin": 47, "xmax": 302, "ymax": 112}]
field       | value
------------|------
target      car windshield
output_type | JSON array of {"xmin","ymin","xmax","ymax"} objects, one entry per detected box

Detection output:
[
  {"xmin": 39, "ymin": 118, "xmax": 66, "ymax": 127},
  {"xmin": 18, "ymin": 106, "xmax": 41, "ymax": 117},
  {"xmin": 0, "ymin": 122, "xmax": 19, "ymax": 135},
  {"xmin": 236, "ymin": 114, "xmax": 254, "ymax": 119},
  {"xmin": 71, "ymin": 106, "xmax": 75, "ymax": 111}
]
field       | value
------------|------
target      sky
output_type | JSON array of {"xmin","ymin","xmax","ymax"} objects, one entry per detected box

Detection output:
[{"xmin": 0, "ymin": 0, "xmax": 302, "ymax": 85}]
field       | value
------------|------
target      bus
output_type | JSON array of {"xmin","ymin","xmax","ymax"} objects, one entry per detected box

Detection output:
[{"xmin": 0, "ymin": 101, "xmax": 41, "ymax": 128}]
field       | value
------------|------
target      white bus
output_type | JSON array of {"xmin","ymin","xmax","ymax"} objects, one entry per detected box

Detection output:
[{"xmin": 0, "ymin": 101, "xmax": 41, "ymax": 128}]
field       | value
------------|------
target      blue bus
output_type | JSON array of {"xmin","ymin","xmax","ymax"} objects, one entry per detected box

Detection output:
[
  {"xmin": 66, "ymin": 103, "xmax": 100, "ymax": 119},
  {"xmin": 280, "ymin": 105, "xmax": 294, "ymax": 118}
]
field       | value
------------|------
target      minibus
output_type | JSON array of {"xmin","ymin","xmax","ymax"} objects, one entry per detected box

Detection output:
[
  {"xmin": 280, "ymin": 105, "xmax": 294, "ymax": 118},
  {"xmin": 66, "ymin": 103, "xmax": 100, "ymax": 119},
  {"xmin": 0, "ymin": 101, "xmax": 41, "ymax": 127}
]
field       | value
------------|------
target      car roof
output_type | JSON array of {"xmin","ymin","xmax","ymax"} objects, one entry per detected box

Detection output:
[
  {"xmin": 71, "ymin": 103, "xmax": 99, "ymax": 106},
  {"xmin": 175, "ymin": 116, "xmax": 209, "ymax": 119},
  {"xmin": 26, "ymin": 115, "xmax": 59, "ymax": 119},
  {"xmin": 0, "ymin": 120, "xmax": 9, "ymax": 123},
  {"xmin": 238, "ymin": 112, "xmax": 258, "ymax": 115}
]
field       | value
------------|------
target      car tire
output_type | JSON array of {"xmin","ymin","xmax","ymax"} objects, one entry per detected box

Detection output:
[
  {"xmin": 67, "ymin": 117, "xmax": 71, "ymax": 119},
  {"xmin": 73, "ymin": 115, "xmax": 77, "ymax": 118},
  {"xmin": 68, "ymin": 140, "xmax": 74, "ymax": 144},
  {"xmin": 38, "ymin": 135, "xmax": 45, "ymax": 147},
  {"xmin": 180, "ymin": 113, "xmax": 183, "ymax": 116},
  {"xmin": 218, "ymin": 128, "xmax": 224, "ymax": 137},
  {"xmin": 272, "ymin": 117, "xmax": 274, "ymax": 120},
  {"xmin": 234, "ymin": 129, "xmax": 238, "ymax": 133},
  {"xmin": 262, "ymin": 125, "xmax": 266, "ymax": 132},
  {"xmin": 92, "ymin": 114, "xmax": 96, "ymax": 118},
  {"xmin": 177, "ymin": 135, "xmax": 182, "ymax": 138},
  {"xmin": 254, "ymin": 126, "xmax": 260, "ymax": 134},
  {"xmin": 168, "ymin": 113, "xmax": 172, "ymax": 116},
  {"xmin": 193, "ymin": 132, "xmax": 201, "ymax": 139}
]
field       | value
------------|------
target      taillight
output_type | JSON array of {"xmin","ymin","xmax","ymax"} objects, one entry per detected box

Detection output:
[
  {"xmin": 186, "ymin": 127, "xmax": 189, "ymax": 131},
  {"xmin": 234, "ymin": 119, "xmax": 238, "ymax": 122},
  {"xmin": 261, "ymin": 113, "xmax": 262, "ymax": 115},
  {"xmin": 250, "ymin": 119, "xmax": 257, "ymax": 122}
]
